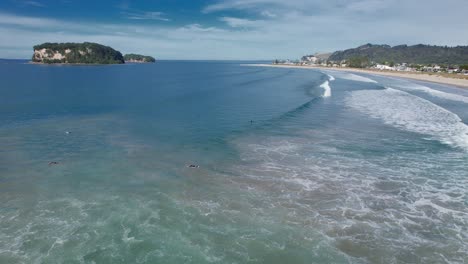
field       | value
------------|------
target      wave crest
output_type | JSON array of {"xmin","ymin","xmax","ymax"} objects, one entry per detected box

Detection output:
[
  {"xmin": 346, "ymin": 87, "xmax": 468, "ymax": 150},
  {"xmin": 320, "ymin": 81, "xmax": 331, "ymax": 97}
]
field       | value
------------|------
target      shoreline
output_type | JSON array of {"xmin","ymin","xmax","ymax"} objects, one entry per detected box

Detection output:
[
  {"xmin": 28, "ymin": 61, "xmax": 155, "ymax": 65},
  {"xmin": 124, "ymin": 60, "xmax": 156, "ymax": 64},
  {"xmin": 28, "ymin": 61, "xmax": 125, "ymax": 66},
  {"xmin": 244, "ymin": 64, "xmax": 468, "ymax": 89}
]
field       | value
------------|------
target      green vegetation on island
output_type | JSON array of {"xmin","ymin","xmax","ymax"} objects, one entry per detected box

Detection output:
[
  {"xmin": 123, "ymin": 54, "xmax": 156, "ymax": 63},
  {"xmin": 32, "ymin": 42, "xmax": 124, "ymax": 64},
  {"xmin": 329, "ymin": 44, "xmax": 468, "ymax": 65}
]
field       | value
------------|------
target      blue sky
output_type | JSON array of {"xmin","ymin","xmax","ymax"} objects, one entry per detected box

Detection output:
[{"xmin": 0, "ymin": 0, "xmax": 467, "ymax": 60}]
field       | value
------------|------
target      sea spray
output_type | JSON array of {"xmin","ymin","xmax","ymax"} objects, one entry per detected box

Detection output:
[{"xmin": 320, "ymin": 81, "xmax": 331, "ymax": 97}]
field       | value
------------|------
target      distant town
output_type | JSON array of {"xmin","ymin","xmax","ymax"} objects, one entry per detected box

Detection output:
[
  {"xmin": 274, "ymin": 44, "xmax": 468, "ymax": 76},
  {"xmin": 274, "ymin": 55, "xmax": 468, "ymax": 75}
]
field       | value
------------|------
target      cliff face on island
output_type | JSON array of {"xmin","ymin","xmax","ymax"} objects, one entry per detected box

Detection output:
[
  {"xmin": 32, "ymin": 42, "xmax": 124, "ymax": 64},
  {"xmin": 123, "ymin": 54, "xmax": 156, "ymax": 63}
]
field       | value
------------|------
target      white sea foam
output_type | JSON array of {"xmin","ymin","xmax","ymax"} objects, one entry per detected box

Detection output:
[
  {"xmin": 320, "ymin": 81, "xmax": 331, "ymax": 97},
  {"xmin": 327, "ymin": 75, "xmax": 335, "ymax": 81},
  {"xmin": 393, "ymin": 82, "xmax": 468, "ymax": 104},
  {"xmin": 323, "ymin": 71, "xmax": 377, "ymax": 83},
  {"xmin": 232, "ymin": 132, "xmax": 468, "ymax": 263},
  {"xmin": 346, "ymin": 87, "xmax": 468, "ymax": 150},
  {"xmin": 340, "ymin": 73, "xmax": 378, "ymax": 83},
  {"xmin": 121, "ymin": 224, "xmax": 142, "ymax": 243}
]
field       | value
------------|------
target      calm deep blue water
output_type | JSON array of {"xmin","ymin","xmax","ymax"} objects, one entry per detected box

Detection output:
[{"xmin": 1, "ymin": 61, "xmax": 467, "ymax": 263}]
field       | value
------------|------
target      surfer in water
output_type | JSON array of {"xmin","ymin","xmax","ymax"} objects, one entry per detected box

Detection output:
[
  {"xmin": 187, "ymin": 164, "xmax": 199, "ymax": 168},
  {"xmin": 48, "ymin": 161, "xmax": 59, "ymax": 166}
]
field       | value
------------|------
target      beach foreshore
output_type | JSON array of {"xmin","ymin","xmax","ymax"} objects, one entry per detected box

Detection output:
[{"xmin": 244, "ymin": 64, "xmax": 468, "ymax": 89}]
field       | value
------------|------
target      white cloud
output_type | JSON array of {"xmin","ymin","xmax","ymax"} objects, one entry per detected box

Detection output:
[
  {"xmin": 203, "ymin": 0, "xmax": 330, "ymax": 13},
  {"xmin": 203, "ymin": 0, "xmax": 256, "ymax": 13},
  {"xmin": 346, "ymin": 0, "xmax": 390, "ymax": 13},
  {"xmin": 0, "ymin": 12, "xmax": 59, "ymax": 27},
  {"xmin": 219, "ymin": 17, "xmax": 263, "ymax": 28},
  {"xmin": 122, "ymin": 11, "xmax": 170, "ymax": 21},
  {"xmin": 1, "ymin": 0, "xmax": 468, "ymax": 60},
  {"xmin": 116, "ymin": 2, "xmax": 170, "ymax": 22},
  {"xmin": 202, "ymin": 0, "xmax": 399, "ymax": 15},
  {"xmin": 13, "ymin": 0, "xmax": 45, "ymax": 8},
  {"xmin": 260, "ymin": 10, "xmax": 276, "ymax": 18}
]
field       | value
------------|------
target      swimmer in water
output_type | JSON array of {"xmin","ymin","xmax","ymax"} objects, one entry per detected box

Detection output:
[
  {"xmin": 188, "ymin": 164, "xmax": 199, "ymax": 168},
  {"xmin": 48, "ymin": 161, "xmax": 59, "ymax": 166}
]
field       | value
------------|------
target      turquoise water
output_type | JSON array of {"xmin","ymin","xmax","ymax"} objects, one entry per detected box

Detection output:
[{"xmin": 0, "ymin": 61, "xmax": 467, "ymax": 263}]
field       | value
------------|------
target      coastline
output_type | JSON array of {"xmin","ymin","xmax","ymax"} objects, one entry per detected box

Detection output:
[
  {"xmin": 124, "ymin": 61, "xmax": 156, "ymax": 64},
  {"xmin": 244, "ymin": 64, "xmax": 468, "ymax": 89},
  {"xmin": 28, "ymin": 61, "xmax": 125, "ymax": 66}
]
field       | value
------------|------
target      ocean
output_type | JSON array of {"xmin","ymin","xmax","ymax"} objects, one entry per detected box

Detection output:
[{"xmin": 0, "ymin": 61, "xmax": 467, "ymax": 263}]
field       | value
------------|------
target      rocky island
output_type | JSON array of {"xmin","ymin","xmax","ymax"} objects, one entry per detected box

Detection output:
[
  {"xmin": 123, "ymin": 54, "xmax": 156, "ymax": 63},
  {"xmin": 32, "ymin": 42, "xmax": 124, "ymax": 64}
]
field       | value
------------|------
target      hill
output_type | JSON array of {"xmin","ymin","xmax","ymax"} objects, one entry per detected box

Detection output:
[
  {"xmin": 32, "ymin": 42, "xmax": 124, "ymax": 64},
  {"xmin": 124, "ymin": 54, "xmax": 156, "ymax": 63},
  {"xmin": 328, "ymin": 44, "xmax": 468, "ymax": 65}
]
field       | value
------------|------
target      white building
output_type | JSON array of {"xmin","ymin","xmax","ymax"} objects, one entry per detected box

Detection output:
[
  {"xmin": 302, "ymin": 56, "xmax": 319, "ymax": 64},
  {"xmin": 375, "ymin": 64, "xmax": 395, "ymax": 70}
]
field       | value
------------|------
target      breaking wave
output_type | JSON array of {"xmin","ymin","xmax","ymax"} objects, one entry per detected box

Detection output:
[
  {"xmin": 346, "ymin": 87, "xmax": 468, "ymax": 150},
  {"xmin": 339, "ymin": 73, "xmax": 377, "ymax": 83},
  {"xmin": 231, "ymin": 132, "xmax": 468, "ymax": 263},
  {"xmin": 322, "ymin": 71, "xmax": 377, "ymax": 83},
  {"xmin": 320, "ymin": 81, "xmax": 331, "ymax": 97},
  {"xmin": 393, "ymin": 82, "xmax": 468, "ymax": 104}
]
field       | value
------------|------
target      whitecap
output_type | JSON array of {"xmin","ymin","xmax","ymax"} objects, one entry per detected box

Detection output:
[
  {"xmin": 320, "ymin": 81, "xmax": 331, "ymax": 97},
  {"xmin": 393, "ymin": 82, "xmax": 468, "ymax": 104},
  {"xmin": 346, "ymin": 87, "xmax": 468, "ymax": 150},
  {"xmin": 231, "ymin": 123, "xmax": 468, "ymax": 263},
  {"xmin": 322, "ymin": 71, "xmax": 377, "ymax": 83},
  {"xmin": 340, "ymin": 73, "xmax": 378, "ymax": 83}
]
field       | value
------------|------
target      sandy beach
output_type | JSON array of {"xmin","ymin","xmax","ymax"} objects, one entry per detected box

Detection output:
[{"xmin": 245, "ymin": 64, "xmax": 468, "ymax": 89}]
